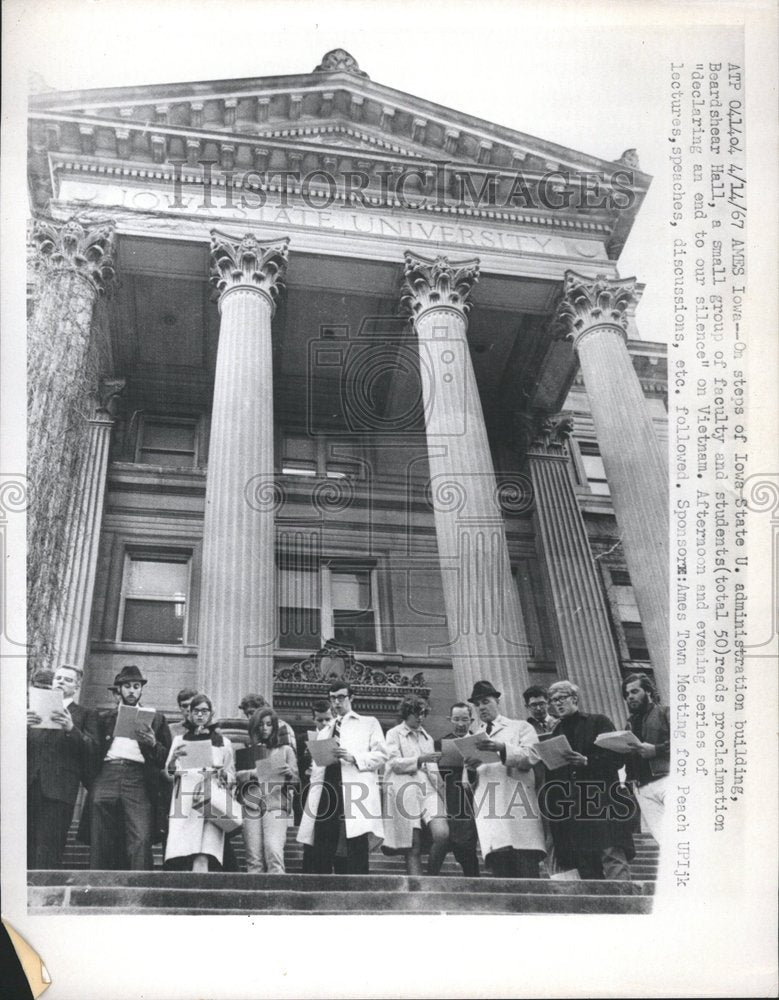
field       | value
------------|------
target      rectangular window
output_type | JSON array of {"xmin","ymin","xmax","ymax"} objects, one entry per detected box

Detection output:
[
  {"xmin": 622, "ymin": 621, "xmax": 650, "ymax": 661},
  {"xmin": 610, "ymin": 569, "xmax": 632, "ymax": 587},
  {"xmin": 276, "ymin": 563, "xmax": 379, "ymax": 652},
  {"xmin": 579, "ymin": 442, "xmax": 610, "ymax": 496},
  {"xmin": 280, "ymin": 431, "xmax": 362, "ymax": 480},
  {"xmin": 137, "ymin": 417, "xmax": 197, "ymax": 469},
  {"xmin": 331, "ymin": 569, "xmax": 377, "ymax": 652},
  {"xmin": 118, "ymin": 552, "xmax": 190, "ymax": 644}
]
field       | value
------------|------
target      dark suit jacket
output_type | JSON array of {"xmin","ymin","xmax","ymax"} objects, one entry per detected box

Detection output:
[
  {"xmin": 95, "ymin": 707, "xmax": 172, "ymax": 843},
  {"xmin": 625, "ymin": 703, "xmax": 671, "ymax": 784},
  {"xmin": 541, "ymin": 711, "xmax": 636, "ymax": 864},
  {"xmin": 27, "ymin": 702, "xmax": 100, "ymax": 805}
]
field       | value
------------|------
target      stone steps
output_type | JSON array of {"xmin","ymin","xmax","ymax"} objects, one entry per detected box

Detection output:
[{"xmin": 28, "ymin": 870, "xmax": 655, "ymax": 915}]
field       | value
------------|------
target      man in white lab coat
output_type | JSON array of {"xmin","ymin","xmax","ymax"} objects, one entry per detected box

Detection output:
[
  {"xmin": 297, "ymin": 681, "xmax": 387, "ymax": 874},
  {"xmin": 464, "ymin": 680, "xmax": 546, "ymax": 878}
]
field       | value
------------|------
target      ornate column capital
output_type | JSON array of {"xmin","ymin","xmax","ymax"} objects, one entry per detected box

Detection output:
[
  {"xmin": 210, "ymin": 230, "xmax": 289, "ymax": 311},
  {"xmin": 400, "ymin": 251, "xmax": 479, "ymax": 323},
  {"xmin": 551, "ymin": 271, "xmax": 637, "ymax": 350},
  {"xmin": 32, "ymin": 216, "xmax": 116, "ymax": 294},
  {"xmin": 518, "ymin": 411, "xmax": 574, "ymax": 458},
  {"xmin": 94, "ymin": 378, "xmax": 126, "ymax": 420}
]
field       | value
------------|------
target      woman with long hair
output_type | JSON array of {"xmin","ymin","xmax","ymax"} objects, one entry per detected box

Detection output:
[
  {"xmin": 236, "ymin": 706, "xmax": 298, "ymax": 873},
  {"xmin": 163, "ymin": 692, "xmax": 235, "ymax": 872},
  {"xmin": 383, "ymin": 695, "xmax": 449, "ymax": 876}
]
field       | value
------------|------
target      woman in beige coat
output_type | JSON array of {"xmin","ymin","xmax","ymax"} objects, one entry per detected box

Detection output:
[{"xmin": 383, "ymin": 696, "xmax": 449, "ymax": 875}]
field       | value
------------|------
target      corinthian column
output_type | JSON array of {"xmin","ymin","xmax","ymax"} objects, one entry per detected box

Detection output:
[
  {"xmin": 553, "ymin": 271, "xmax": 669, "ymax": 698},
  {"xmin": 52, "ymin": 381, "xmax": 125, "ymax": 669},
  {"xmin": 28, "ymin": 216, "xmax": 116, "ymax": 666},
  {"xmin": 197, "ymin": 231, "xmax": 289, "ymax": 718},
  {"xmin": 401, "ymin": 252, "xmax": 531, "ymax": 716},
  {"xmin": 524, "ymin": 412, "xmax": 625, "ymax": 722}
]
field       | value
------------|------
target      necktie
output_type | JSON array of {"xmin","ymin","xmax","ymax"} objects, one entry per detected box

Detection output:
[
  {"xmin": 486, "ymin": 721, "xmax": 493, "ymax": 735},
  {"xmin": 332, "ymin": 718, "xmax": 341, "ymax": 739}
]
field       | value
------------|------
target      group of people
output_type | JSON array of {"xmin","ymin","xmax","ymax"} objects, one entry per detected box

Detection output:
[{"xmin": 27, "ymin": 661, "xmax": 668, "ymax": 882}]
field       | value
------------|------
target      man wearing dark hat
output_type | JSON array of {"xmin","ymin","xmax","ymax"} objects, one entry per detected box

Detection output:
[
  {"xmin": 90, "ymin": 665, "xmax": 171, "ymax": 869},
  {"xmin": 464, "ymin": 680, "xmax": 546, "ymax": 878}
]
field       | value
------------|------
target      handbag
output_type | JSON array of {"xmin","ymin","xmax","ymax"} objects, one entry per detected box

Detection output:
[{"xmin": 192, "ymin": 773, "xmax": 243, "ymax": 833}]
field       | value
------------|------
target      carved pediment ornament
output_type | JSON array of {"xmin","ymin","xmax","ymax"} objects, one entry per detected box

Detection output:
[
  {"xmin": 32, "ymin": 216, "xmax": 116, "ymax": 294},
  {"xmin": 551, "ymin": 270, "xmax": 637, "ymax": 349},
  {"xmin": 314, "ymin": 49, "xmax": 369, "ymax": 78},
  {"xmin": 400, "ymin": 251, "xmax": 480, "ymax": 321},
  {"xmin": 274, "ymin": 640, "xmax": 427, "ymax": 691},
  {"xmin": 209, "ymin": 230, "xmax": 289, "ymax": 308}
]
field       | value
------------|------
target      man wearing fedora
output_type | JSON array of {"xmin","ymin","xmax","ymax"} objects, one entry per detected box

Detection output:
[
  {"xmin": 464, "ymin": 680, "xmax": 546, "ymax": 878},
  {"xmin": 90, "ymin": 665, "xmax": 171, "ymax": 869}
]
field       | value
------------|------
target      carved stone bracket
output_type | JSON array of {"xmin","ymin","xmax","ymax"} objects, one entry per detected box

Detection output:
[
  {"xmin": 95, "ymin": 378, "xmax": 126, "ymax": 419},
  {"xmin": 210, "ymin": 230, "xmax": 290, "ymax": 309},
  {"xmin": 551, "ymin": 271, "xmax": 637, "ymax": 350},
  {"xmin": 32, "ymin": 217, "xmax": 116, "ymax": 294},
  {"xmin": 399, "ymin": 251, "xmax": 480, "ymax": 321}
]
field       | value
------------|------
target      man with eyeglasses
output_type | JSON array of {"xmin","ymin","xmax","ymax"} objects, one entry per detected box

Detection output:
[
  {"xmin": 541, "ymin": 680, "xmax": 635, "ymax": 880},
  {"xmin": 297, "ymin": 681, "xmax": 387, "ymax": 874},
  {"xmin": 523, "ymin": 686, "xmax": 556, "ymax": 735}
]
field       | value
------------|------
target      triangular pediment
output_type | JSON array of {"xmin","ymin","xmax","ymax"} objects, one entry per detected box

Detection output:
[{"xmin": 28, "ymin": 49, "xmax": 650, "ymax": 256}]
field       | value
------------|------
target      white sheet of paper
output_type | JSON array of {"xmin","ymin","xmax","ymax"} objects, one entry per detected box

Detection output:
[
  {"xmin": 308, "ymin": 737, "xmax": 340, "ymax": 767},
  {"xmin": 453, "ymin": 734, "xmax": 500, "ymax": 764},
  {"xmin": 255, "ymin": 748, "xmax": 285, "ymax": 782},
  {"xmin": 593, "ymin": 730, "xmax": 641, "ymax": 753},
  {"xmin": 28, "ymin": 687, "xmax": 64, "ymax": 729},
  {"xmin": 533, "ymin": 735, "xmax": 575, "ymax": 770},
  {"xmin": 176, "ymin": 739, "xmax": 216, "ymax": 770}
]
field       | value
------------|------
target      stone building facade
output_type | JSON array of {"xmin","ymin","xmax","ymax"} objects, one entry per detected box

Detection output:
[{"xmin": 27, "ymin": 50, "xmax": 668, "ymax": 738}]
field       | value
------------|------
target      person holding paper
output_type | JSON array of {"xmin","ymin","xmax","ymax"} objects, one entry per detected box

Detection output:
[
  {"xmin": 523, "ymin": 686, "xmax": 557, "ymax": 735},
  {"xmin": 297, "ymin": 681, "xmax": 388, "ymax": 874},
  {"xmin": 436, "ymin": 702, "xmax": 480, "ymax": 877},
  {"xmin": 301, "ymin": 700, "xmax": 333, "ymax": 873},
  {"xmin": 27, "ymin": 664, "xmax": 100, "ymax": 869},
  {"xmin": 463, "ymin": 681, "xmax": 546, "ymax": 878},
  {"xmin": 622, "ymin": 672, "xmax": 670, "ymax": 841},
  {"xmin": 238, "ymin": 693, "xmax": 297, "ymax": 751},
  {"xmin": 542, "ymin": 680, "xmax": 635, "ymax": 880},
  {"xmin": 90, "ymin": 665, "xmax": 171, "ymax": 870},
  {"xmin": 382, "ymin": 696, "xmax": 449, "ymax": 875},
  {"xmin": 235, "ymin": 707, "xmax": 299, "ymax": 874},
  {"xmin": 163, "ymin": 693, "xmax": 236, "ymax": 872}
]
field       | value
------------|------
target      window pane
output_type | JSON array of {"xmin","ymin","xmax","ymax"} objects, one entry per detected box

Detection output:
[
  {"xmin": 140, "ymin": 449, "xmax": 196, "ymax": 469},
  {"xmin": 278, "ymin": 607, "xmax": 321, "ymax": 649},
  {"xmin": 143, "ymin": 422, "xmax": 196, "ymax": 452},
  {"xmin": 278, "ymin": 568, "xmax": 319, "ymax": 608},
  {"xmin": 622, "ymin": 622, "xmax": 650, "ymax": 661},
  {"xmin": 126, "ymin": 558, "xmax": 188, "ymax": 597},
  {"xmin": 283, "ymin": 435, "xmax": 317, "ymax": 462},
  {"xmin": 581, "ymin": 454, "xmax": 607, "ymax": 480},
  {"xmin": 611, "ymin": 569, "xmax": 632, "ymax": 586},
  {"xmin": 281, "ymin": 463, "xmax": 317, "ymax": 477},
  {"xmin": 331, "ymin": 570, "xmax": 371, "ymax": 610},
  {"xmin": 122, "ymin": 599, "xmax": 185, "ymax": 644},
  {"xmin": 333, "ymin": 609, "xmax": 376, "ymax": 652}
]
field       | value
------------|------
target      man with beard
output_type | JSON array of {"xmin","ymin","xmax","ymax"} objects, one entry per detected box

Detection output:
[
  {"xmin": 622, "ymin": 672, "xmax": 670, "ymax": 841},
  {"xmin": 542, "ymin": 680, "xmax": 635, "ymax": 880},
  {"xmin": 27, "ymin": 664, "xmax": 100, "ymax": 868},
  {"xmin": 90, "ymin": 665, "xmax": 171, "ymax": 869}
]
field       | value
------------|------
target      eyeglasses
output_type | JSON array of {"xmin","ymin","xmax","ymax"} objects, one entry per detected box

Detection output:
[
  {"xmin": 191, "ymin": 707, "xmax": 211, "ymax": 715},
  {"xmin": 549, "ymin": 694, "xmax": 574, "ymax": 704}
]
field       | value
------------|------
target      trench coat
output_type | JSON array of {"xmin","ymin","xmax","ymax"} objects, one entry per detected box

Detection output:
[
  {"xmin": 296, "ymin": 711, "xmax": 387, "ymax": 848},
  {"xmin": 469, "ymin": 715, "xmax": 546, "ymax": 857},
  {"xmin": 164, "ymin": 734, "xmax": 236, "ymax": 865},
  {"xmin": 382, "ymin": 722, "xmax": 446, "ymax": 851}
]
